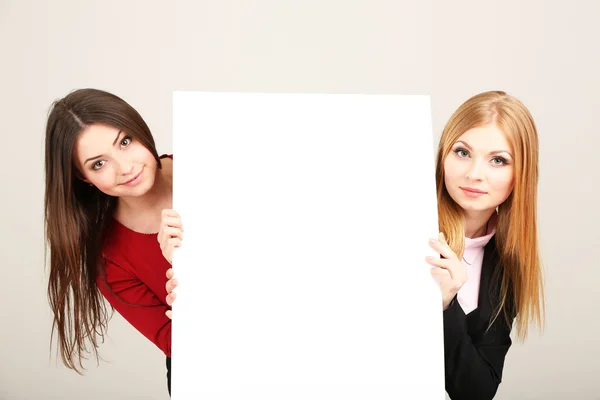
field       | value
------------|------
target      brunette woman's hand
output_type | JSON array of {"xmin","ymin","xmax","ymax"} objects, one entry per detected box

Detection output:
[
  {"xmin": 165, "ymin": 268, "xmax": 178, "ymax": 319},
  {"xmin": 426, "ymin": 232, "xmax": 467, "ymax": 310},
  {"xmin": 158, "ymin": 209, "xmax": 183, "ymax": 264}
]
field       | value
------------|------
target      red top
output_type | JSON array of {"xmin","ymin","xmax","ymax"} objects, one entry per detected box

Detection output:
[{"xmin": 96, "ymin": 155, "xmax": 173, "ymax": 357}]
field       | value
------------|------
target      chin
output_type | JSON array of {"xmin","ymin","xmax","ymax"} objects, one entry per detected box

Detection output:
[
  {"xmin": 457, "ymin": 200, "xmax": 500, "ymax": 214},
  {"xmin": 448, "ymin": 193, "xmax": 489, "ymax": 213}
]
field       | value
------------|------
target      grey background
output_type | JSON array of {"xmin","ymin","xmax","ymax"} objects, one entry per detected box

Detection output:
[{"xmin": 0, "ymin": 1, "xmax": 598, "ymax": 399}]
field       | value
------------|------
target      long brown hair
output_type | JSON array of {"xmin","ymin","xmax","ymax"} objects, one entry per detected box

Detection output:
[
  {"xmin": 44, "ymin": 88, "xmax": 162, "ymax": 373},
  {"xmin": 435, "ymin": 90, "xmax": 545, "ymax": 340}
]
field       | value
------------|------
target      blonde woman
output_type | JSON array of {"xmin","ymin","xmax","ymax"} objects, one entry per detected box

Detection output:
[
  {"xmin": 164, "ymin": 90, "xmax": 545, "ymax": 400},
  {"xmin": 425, "ymin": 90, "xmax": 545, "ymax": 399}
]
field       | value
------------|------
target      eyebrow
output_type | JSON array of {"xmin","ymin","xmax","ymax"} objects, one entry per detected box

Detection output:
[
  {"xmin": 454, "ymin": 140, "xmax": 513, "ymax": 158},
  {"xmin": 84, "ymin": 130, "xmax": 123, "ymax": 165}
]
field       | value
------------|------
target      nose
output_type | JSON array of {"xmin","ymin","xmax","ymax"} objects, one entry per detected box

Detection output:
[
  {"xmin": 115, "ymin": 155, "xmax": 134, "ymax": 176},
  {"xmin": 465, "ymin": 159, "xmax": 484, "ymax": 181}
]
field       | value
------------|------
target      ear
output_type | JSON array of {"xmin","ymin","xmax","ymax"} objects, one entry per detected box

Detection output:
[
  {"xmin": 74, "ymin": 170, "xmax": 93, "ymax": 186},
  {"xmin": 79, "ymin": 177, "xmax": 93, "ymax": 186}
]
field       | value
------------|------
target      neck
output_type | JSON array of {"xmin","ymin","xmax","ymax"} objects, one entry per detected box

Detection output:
[
  {"xmin": 117, "ymin": 166, "xmax": 172, "ymax": 216},
  {"xmin": 464, "ymin": 209, "xmax": 495, "ymax": 238}
]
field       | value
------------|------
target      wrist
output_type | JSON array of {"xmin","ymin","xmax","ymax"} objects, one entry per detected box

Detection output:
[{"xmin": 442, "ymin": 293, "xmax": 457, "ymax": 310}]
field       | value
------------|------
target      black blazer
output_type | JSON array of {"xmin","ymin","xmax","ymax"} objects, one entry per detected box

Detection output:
[{"xmin": 443, "ymin": 236, "xmax": 516, "ymax": 400}]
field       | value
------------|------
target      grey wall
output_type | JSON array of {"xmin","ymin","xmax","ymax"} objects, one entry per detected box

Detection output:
[{"xmin": 1, "ymin": 1, "xmax": 598, "ymax": 399}]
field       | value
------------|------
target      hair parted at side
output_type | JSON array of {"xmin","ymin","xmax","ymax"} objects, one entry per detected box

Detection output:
[
  {"xmin": 435, "ymin": 90, "xmax": 545, "ymax": 340},
  {"xmin": 44, "ymin": 88, "xmax": 161, "ymax": 373}
]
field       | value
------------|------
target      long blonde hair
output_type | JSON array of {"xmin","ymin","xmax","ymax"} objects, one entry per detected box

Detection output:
[{"xmin": 435, "ymin": 90, "xmax": 545, "ymax": 340}]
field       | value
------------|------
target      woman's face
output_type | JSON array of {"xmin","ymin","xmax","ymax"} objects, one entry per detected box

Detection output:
[
  {"xmin": 74, "ymin": 123, "xmax": 157, "ymax": 198},
  {"xmin": 443, "ymin": 123, "xmax": 515, "ymax": 216}
]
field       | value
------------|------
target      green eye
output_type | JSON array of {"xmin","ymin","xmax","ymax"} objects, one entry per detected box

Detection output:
[{"xmin": 454, "ymin": 147, "xmax": 469, "ymax": 158}]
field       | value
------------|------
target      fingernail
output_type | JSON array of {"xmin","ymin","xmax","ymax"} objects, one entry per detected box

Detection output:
[{"xmin": 429, "ymin": 238, "xmax": 438, "ymax": 245}]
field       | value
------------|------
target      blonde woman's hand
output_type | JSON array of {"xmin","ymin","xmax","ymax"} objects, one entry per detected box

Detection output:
[
  {"xmin": 165, "ymin": 268, "xmax": 178, "ymax": 319},
  {"xmin": 158, "ymin": 209, "xmax": 183, "ymax": 264},
  {"xmin": 426, "ymin": 232, "xmax": 467, "ymax": 310}
]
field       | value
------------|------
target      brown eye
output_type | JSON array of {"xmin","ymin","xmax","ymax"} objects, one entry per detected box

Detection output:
[
  {"xmin": 92, "ymin": 160, "xmax": 106, "ymax": 170},
  {"xmin": 120, "ymin": 136, "xmax": 132, "ymax": 147}
]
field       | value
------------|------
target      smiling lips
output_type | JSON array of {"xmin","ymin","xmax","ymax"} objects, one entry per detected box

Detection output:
[
  {"xmin": 460, "ymin": 186, "xmax": 487, "ymax": 198},
  {"xmin": 121, "ymin": 168, "xmax": 144, "ymax": 186}
]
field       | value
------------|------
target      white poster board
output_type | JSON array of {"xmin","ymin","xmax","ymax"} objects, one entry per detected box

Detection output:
[{"xmin": 172, "ymin": 92, "xmax": 445, "ymax": 399}]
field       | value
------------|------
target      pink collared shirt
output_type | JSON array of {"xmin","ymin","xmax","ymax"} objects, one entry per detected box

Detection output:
[{"xmin": 457, "ymin": 222, "xmax": 496, "ymax": 315}]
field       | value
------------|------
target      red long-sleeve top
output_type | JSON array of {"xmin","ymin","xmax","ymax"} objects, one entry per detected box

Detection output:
[{"xmin": 96, "ymin": 212, "xmax": 172, "ymax": 357}]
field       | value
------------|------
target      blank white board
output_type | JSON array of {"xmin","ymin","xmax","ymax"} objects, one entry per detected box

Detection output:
[{"xmin": 172, "ymin": 92, "xmax": 445, "ymax": 399}]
